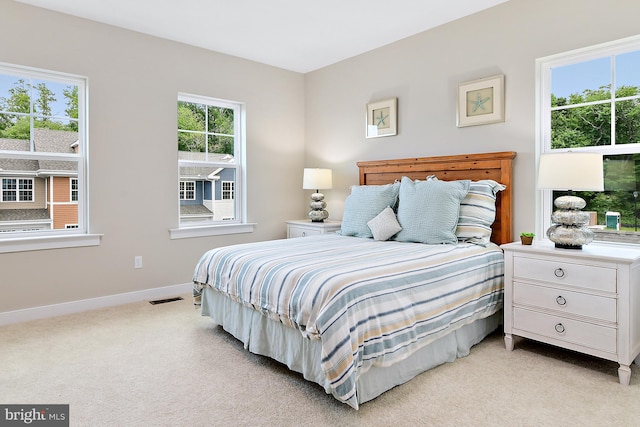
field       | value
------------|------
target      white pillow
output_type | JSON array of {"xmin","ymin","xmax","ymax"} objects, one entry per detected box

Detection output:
[{"xmin": 367, "ymin": 206, "xmax": 402, "ymax": 241}]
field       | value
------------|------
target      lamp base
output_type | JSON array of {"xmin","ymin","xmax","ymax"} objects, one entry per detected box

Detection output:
[
  {"xmin": 554, "ymin": 242, "xmax": 583, "ymax": 250},
  {"xmin": 547, "ymin": 195, "xmax": 593, "ymax": 249},
  {"xmin": 308, "ymin": 192, "xmax": 329, "ymax": 222}
]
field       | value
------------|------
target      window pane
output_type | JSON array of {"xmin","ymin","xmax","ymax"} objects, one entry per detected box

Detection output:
[
  {"xmin": 551, "ymin": 57, "xmax": 610, "ymax": 106},
  {"xmin": 178, "ymin": 131, "xmax": 206, "ymax": 155},
  {"xmin": 32, "ymin": 79, "xmax": 76, "ymax": 120},
  {"xmin": 551, "ymin": 103, "xmax": 611, "ymax": 149},
  {"xmin": 207, "ymin": 134, "xmax": 234, "ymax": 156},
  {"xmin": 0, "ymin": 113, "xmax": 30, "ymax": 142},
  {"xmin": 207, "ymin": 106, "xmax": 234, "ymax": 134},
  {"xmin": 616, "ymin": 51, "xmax": 640, "ymax": 93},
  {"xmin": 33, "ymin": 128, "xmax": 79, "ymax": 154},
  {"xmin": 615, "ymin": 99, "xmax": 640, "ymax": 144},
  {"xmin": 552, "ymin": 153, "xmax": 640, "ymax": 243},
  {"xmin": 0, "ymin": 75, "xmax": 30, "ymax": 114},
  {"xmin": 179, "ymin": 166, "xmax": 236, "ymax": 223},
  {"xmin": 177, "ymin": 101, "xmax": 205, "ymax": 132}
]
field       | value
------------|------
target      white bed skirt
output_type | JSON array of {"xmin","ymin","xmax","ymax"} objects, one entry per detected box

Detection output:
[{"xmin": 200, "ymin": 286, "xmax": 501, "ymax": 408}]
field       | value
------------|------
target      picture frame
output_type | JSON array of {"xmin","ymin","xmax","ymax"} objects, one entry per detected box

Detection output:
[
  {"xmin": 366, "ymin": 97, "xmax": 397, "ymax": 138},
  {"xmin": 457, "ymin": 75, "xmax": 505, "ymax": 127}
]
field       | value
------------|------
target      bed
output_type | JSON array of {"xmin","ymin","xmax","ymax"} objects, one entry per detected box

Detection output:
[{"xmin": 193, "ymin": 151, "xmax": 516, "ymax": 409}]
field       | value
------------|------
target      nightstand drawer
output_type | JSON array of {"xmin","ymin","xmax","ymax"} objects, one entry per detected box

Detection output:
[
  {"xmin": 513, "ymin": 282, "xmax": 616, "ymax": 322},
  {"xmin": 288, "ymin": 227, "xmax": 322, "ymax": 238},
  {"xmin": 286, "ymin": 220, "xmax": 341, "ymax": 238},
  {"xmin": 513, "ymin": 257, "xmax": 616, "ymax": 292},
  {"xmin": 513, "ymin": 308, "xmax": 617, "ymax": 354}
]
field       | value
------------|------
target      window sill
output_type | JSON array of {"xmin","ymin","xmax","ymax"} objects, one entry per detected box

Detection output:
[
  {"xmin": 169, "ymin": 223, "xmax": 256, "ymax": 239},
  {"xmin": 0, "ymin": 233, "xmax": 102, "ymax": 254}
]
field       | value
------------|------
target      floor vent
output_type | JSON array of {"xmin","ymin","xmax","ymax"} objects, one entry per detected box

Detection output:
[{"xmin": 149, "ymin": 296, "xmax": 184, "ymax": 305}]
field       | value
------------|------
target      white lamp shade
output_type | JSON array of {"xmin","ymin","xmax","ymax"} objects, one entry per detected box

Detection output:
[
  {"xmin": 538, "ymin": 152, "xmax": 604, "ymax": 191},
  {"xmin": 303, "ymin": 168, "xmax": 332, "ymax": 190}
]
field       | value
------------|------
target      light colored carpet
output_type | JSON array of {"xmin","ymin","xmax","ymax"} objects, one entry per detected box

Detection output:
[{"xmin": 1, "ymin": 294, "xmax": 639, "ymax": 426}]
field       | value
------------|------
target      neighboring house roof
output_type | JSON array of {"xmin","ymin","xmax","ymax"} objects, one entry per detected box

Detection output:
[
  {"xmin": 178, "ymin": 151, "xmax": 233, "ymax": 162},
  {"xmin": 0, "ymin": 128, "xmax": 78, "ymax": 175},
  {"xmin": 179, "ymin": 166, "xmax": 221, "ymax": 179},
  {"xmin": 180, "ymin": 205, "xmax": 213, "ymax": 215},
  {"xmin": 0, "ymin": 208, "xmax": 50, "ymax": 221},
  {"xmin": 178, "ymin": 151, "xmax": 232, "ymax": 179}
]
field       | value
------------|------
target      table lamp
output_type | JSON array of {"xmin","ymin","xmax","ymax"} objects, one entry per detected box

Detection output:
[
  {"xmin": 538, "ymin": 152, "xmax": 604, "ymax": 249},
  {"xmin": 303, "ymin": 168, "xmax": 332, "ymax": 222}
]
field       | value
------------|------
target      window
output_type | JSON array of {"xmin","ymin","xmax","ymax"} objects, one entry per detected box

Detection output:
[
  {"xmin": 222, "ymin": 181, "xmax": 234, "ymax": 200},
  {"xmin": 179, "ymin": 181, "xmax": 195, "ymax": 200},
  {"xmin": 0, "ymin": 62, "xmax": 89, "ymax": 241},
  {"xmin": 176, "ymin": 93, "xmax": 245, "ymax": 229},
  {"xmin": 70, "ymin": 178, "xmax": 78, "ymax": 202},
  {"xmin": 2, "ymin": 178, "xmax": 33, "ymax": 202},
  {"xmin": 537, "ymin": 35, "xmax": 640, "ymax": 244}
]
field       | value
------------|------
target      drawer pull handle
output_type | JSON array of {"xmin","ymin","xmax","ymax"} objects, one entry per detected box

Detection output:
[
  {"xmin": 556, "ymin": 296, "xmax": 567, "ymax": 306},
  {"xmin": 301, "ymin": 231, "xmax": 306, "ymax": 237},
  {"xmin": 555, "ymin": 323, "xmax": 565, "ymax": 334},
  {"xmin": 554, "ymin": 268, "xmax": 565, "ymax": 278}
]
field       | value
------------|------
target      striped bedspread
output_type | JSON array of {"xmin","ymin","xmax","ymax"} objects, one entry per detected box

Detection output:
[{"xmin": 192, "ymin": 234, "xmax": 504, "ymax": 408}]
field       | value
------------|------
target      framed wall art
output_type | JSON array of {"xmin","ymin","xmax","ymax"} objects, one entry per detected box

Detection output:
[
  {"xmin": 366, "ymin": 97, "xmax": 397, "ymax": 138},
  {"xmin": 457, "ymin": 75, "xmax": 505, "ymax": 127}
]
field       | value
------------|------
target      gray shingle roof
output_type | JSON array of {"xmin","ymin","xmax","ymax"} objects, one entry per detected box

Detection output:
[
  {"xmin": 0, "ymin": 208, "xmax": 49, "ymax": 221},
  {"xmin": 0, "ymin": 128, "xmax": 78, "ymax": 174},
  {"xmin": 178, "ymin": 151, "xmax": 233, "ymax": 179},
  {"xmin": 180, "ymin": 205, "xmax": 213, "ymax": 215}
]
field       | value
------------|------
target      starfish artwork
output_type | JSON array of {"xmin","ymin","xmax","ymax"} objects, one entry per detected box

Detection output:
[
  {"xmin": 471, "ymin": 92, "xmax": 491, "ymax": 113},
  {"xmin": 375, "ymin": 110, "xmax": 389, "ymax": 127}
]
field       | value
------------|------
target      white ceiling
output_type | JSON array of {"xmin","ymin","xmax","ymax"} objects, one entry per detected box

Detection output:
[{"xmin": 16, "ymin": 0, "xmax": 509, "ymax": 73}]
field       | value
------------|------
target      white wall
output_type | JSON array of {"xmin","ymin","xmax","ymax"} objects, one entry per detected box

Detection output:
[
  {"xmin": 305, "ymin": 0, "xmax": 640, "ymax": 240},
  {"xmin": 0, "ymin": 0, "xmax": 305, "ymax": 315}
]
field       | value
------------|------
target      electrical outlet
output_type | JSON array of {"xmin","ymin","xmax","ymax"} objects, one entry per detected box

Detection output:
[{"xmin": 134, "ymin": 256, "xmax": 143, "ymax": 269}]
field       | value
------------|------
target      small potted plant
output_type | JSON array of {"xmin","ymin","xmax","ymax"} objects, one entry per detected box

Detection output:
[{"xmin": 520, "ymin": 232, "xmax": 535, "ymax": 245}]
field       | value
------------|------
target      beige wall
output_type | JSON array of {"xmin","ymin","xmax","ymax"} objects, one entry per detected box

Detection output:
[
  {"xmin": 2, "ymin": 0, "xmax": 640, "ymax": 315},
  {"xmin": 305, "ymin": 0, "xmax": 640, "ymax": 240},
  {"xmin": 0, "ymin": 0, "xmax": 305, "ymax": 312}
]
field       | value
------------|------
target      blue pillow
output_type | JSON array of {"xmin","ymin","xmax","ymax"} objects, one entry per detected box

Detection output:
[
  {"xmin": 340, "ymin": 182, "xmax": 400, "ymax": 238},
  {"xmin": 394, "ymin": 176, "xmax": 470, "ymax": 244}
]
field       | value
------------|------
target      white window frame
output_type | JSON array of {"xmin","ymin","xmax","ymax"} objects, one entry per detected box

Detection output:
[
  {"xmin": 536, "ymin": 35, "xmax": 640, "ymax": 244},
  {"xmin": 170, "ymin": 93, "xmax": 253, "ymax": 239},
  {"xmin": 70, "ymin": 178, "xmax": 78, "ymax": 202},
  {"xmin": 221, "ymin": 180, "xmax": 234, "ymax": 200},
  {"xmin": 0, "ymin": 62, "xmax": 100, "ymax": 253},
  {"xmin": 179, "ymin": 181, "xmax": 195, "ymax": 200},
  {"xmin": 2, "ymin": 178, "xmax": 33, "ymax": 202}
]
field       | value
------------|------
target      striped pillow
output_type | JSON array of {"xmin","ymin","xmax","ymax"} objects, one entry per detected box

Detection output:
[{"xmin": 455, "ymin": 180, "xmax": 506, "ymax": 245}]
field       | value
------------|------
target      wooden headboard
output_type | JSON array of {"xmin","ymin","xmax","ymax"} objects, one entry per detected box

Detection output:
[{"xmin": 357, "ymin": 151, "xmax": 517, "ymax": 245}]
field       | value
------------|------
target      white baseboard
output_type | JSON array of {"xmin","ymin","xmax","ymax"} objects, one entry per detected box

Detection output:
[{"xmin": 0, "ymin": 282, "xmax": 193, "ymax": 326}]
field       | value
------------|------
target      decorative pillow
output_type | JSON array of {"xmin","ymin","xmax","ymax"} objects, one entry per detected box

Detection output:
[
  {"xmin": 367, "ymin": 206, "xmax": 402, "ymax": 241},
  {"xmin": 394, "ymin": 176, "xmax": 470, "ymax": 244},
  {"xmin": 455, "ymin": 180, "xmax": 506, "ymax": 245},
  {"xmin": 340, "ymin": 182, "xmax": 400, "ymax": 238}
]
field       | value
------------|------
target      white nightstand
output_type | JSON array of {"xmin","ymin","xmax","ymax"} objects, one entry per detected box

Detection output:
[
  {"xmin": 501, "ymin": 241, "xmax": 640, "ymax": 385},
  {"xmin": 286, "ymin": 219, "xmax": 341, "ymax": 238}
]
